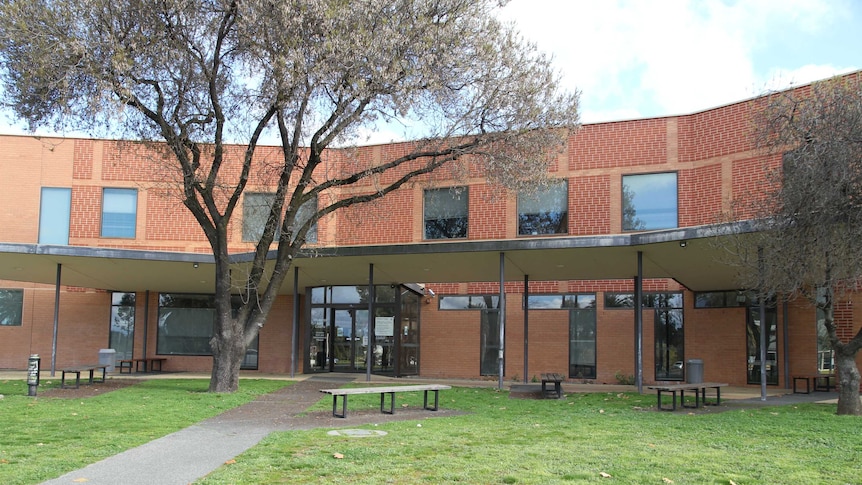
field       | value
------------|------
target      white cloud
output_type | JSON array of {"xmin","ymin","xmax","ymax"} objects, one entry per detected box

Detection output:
[{"xmin": 499, "ymin": 0, "xmax": 859, "ymax": 122}]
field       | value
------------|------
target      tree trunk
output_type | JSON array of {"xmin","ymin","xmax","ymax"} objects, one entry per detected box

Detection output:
[
  {"xmin": 208, "ymin": 314, "xmax": 247, "ymax": 393},
  {"xmin": 834, "ymin": 350, "xmax": 862, "ymax": 415}
]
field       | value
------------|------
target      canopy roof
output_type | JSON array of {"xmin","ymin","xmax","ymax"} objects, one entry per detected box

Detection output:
[{"xmin": 0, "ymin": 222, "xmax": 756, "ymax": 294}]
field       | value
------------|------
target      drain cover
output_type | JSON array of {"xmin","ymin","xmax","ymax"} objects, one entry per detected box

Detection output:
[{"xmin": 327, "ymin": 429, "xmax": 388, "ymax": 437}]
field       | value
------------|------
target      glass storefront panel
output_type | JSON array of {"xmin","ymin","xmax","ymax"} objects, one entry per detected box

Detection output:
[{"xmin": 747, "ymin": 306, "xmax": 778, "ymax": 385}]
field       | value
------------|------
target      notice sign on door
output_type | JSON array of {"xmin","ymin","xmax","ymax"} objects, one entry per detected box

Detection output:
[{"xmin": 375, "ymin": 316, "xmax": 395, "ymax": 337}]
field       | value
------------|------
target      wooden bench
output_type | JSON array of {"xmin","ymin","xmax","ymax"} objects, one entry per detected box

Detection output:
[
  {"xmin": 320, "ymin": 384, "xmax": 452, "ymax": 418},
  {"xmin": 792, "ymin": 374, "xmax": 836, "ymax": 394},
  {"xmin": 118, "ymin": 357, "xmax": 167, "ymax": 374},
  {"xmin": 648, "ymin": 382, "xmax": 728, "ymax": 411},
  {"xmin": 541, "ymin": 373, "xmax": 564, "ymax": 399},
  {"xmin": 61, "ymin": 365, "xmax": 108, "ymax": 389}
]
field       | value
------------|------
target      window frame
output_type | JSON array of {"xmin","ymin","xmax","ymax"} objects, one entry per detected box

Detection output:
[
  {"xmin": 517, "ymin": 180, "xmax": 569, "ymax": 236},
  {"xmin": 621, "ymin": 172, "xmax": 678, "ymax": 231},
  {"xmin": 423, "ymin": 186, "xmax": 469, "ymax": 240},
  {"xmin": 101, "ymin": 188, "xmax": 138, "ymax": 238},
  {"xmin": 0, "ymin": 289, "xmax": 24, "ymax": 326}
]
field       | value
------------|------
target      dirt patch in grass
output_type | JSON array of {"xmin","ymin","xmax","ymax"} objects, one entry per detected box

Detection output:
[{"xmin": 36, "ymin": 378, "xmax": 140, "ymax": 399}]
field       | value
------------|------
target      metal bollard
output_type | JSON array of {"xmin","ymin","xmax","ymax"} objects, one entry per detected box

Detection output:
[{"xmin": 27, "ymin": 354, "xmax": 40, "ymax": 397}]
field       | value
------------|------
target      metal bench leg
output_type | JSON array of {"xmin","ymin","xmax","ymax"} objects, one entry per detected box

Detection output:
[
  {"xmin": 332, "ymin": 395, "xmax": 347, "ymax": 418},
  {"xmin": 657, "ymin": 390, "xmax": 677, "ymax": 411},
  {"xmin": 424, "ymin": 390, "xmax": 440, "ymax": 411},
  {"xmin": 381, "ymin": 392, "xmax": 395, "ymax": 414}
]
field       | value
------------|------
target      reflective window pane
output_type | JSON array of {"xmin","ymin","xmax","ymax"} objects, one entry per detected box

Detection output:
[
  {"xmin": 424, "ymin": 187, "xmax": 468, "ymax": 239},
  {"xmin": 518, "ymin": 180, "xmax": 568, "ymax": 235},
  {"xmin": 622, "ymin": 173, "xmax": 677, "ymax": 230},
  {"xmin": 0, "ymin": 289, "xmax": 24, "ymax": 326}
]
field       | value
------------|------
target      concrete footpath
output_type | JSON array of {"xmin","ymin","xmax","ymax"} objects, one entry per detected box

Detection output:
[{"xmin": 41, "ymin": 376, "xmax": 355, "ymax": 485}]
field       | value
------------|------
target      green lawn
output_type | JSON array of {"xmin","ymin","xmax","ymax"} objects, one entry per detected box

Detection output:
[
  {"xmin": 0, "ymin": 377, "xmax": 288, "ymax": 485},
  {"xmin": 1, "ymin": 379, "xmax": 859, "ymax": 485},
  {"xmin": 199, "ymin": 388, "xmax": 861, "ymax": 485}
]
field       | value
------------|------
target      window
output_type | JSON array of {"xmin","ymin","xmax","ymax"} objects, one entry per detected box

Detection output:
[
  {"xmin": 694, "ymin": 290, "xmax": 750, "ymax": 308},
  {"xmin": 526, "ymin": 293, "xmax": 596, "ymax": 309},
  {"xmin": 439, "ymin": 295, "xmax": 500, "ymax": 310},
  {"xmin": 39, "ymin": 187, "xmax": 71, "ymax": 244},
  {"xmin": 622, "ymin": 173, "xmax": 677, "ymax": 231},
  {"xmin": 243, "ymin": 193, "xmax": 317, "ymax": 243},
  {"xmin": 653, "ymin": 293, "xmax": 684, "ymax": 381},
  {"xmin": 155, "ymin": 293, "xmax": 258, "ymax": 364},
  {"xmin": 243, "ymin": 193, "xmax": 276, "ymax": 242},
  {"xmin": 424, "ymin": 187, "xmax": 468, "ymax": 239},
  {"xmin": 0, "ymin": 289, "xmax": 24, "ymax": 326},
  {"xmin": 101, "ymin": 188, "xmax": 137, "ymax": 238},
  {"xmin": 518, "ymin": 180, "xmax": 568, "ymax": 235},
  {"xmin": 110, "ymin": 292, "xmax": 135, "ymax": 360}
]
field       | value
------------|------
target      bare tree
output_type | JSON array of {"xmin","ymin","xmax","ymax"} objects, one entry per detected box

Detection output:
[
  {"xmin": 0, "ymin": 0, "xmax": 579, "ymax": 391},
  {"xmin": 730, "ymin": 75, "xmax": 862, "ymax": 415}
]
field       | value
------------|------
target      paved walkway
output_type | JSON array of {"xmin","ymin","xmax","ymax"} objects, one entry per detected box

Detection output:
[{"xmin": 31, "ymin": 375, "xmax": 839, "ymax": 485}]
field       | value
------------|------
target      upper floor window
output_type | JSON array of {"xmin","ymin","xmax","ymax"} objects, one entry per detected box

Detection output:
[
  {"xmin": 518, "ymin": 180, "xmax": 568, "ymax": 236},
  {"xmin": 424, "ymin": 187, "xmax": 468, "ymax": 239},
  {"xmin": 243, "ymin": 193, "xmax": 317, "ymax": 243},
  {"xmin": 622, "ymin": 173, "xmax": 677, "ymax": 231},
  {"xmin": 39, "ymin": 187, "xmax": 71, "ymax": 245},
  {"xmin": 0, "ymin": 289, "xmax": 24, "ymax": 326},
  {"xmin": 101, "ymin": 188, "xmax": 137, "ymax": 238}
]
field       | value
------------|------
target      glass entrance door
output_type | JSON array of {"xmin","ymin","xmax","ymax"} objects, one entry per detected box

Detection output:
[
  {"xmin": 332, "ymin": 309, "xmax": 369, "ymax": 372},
  {"xmin": 747, "ymin": 306, "xmax": 778, "ymax": 385}
]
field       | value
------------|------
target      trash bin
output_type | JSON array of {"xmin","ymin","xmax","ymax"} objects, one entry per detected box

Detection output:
[
  {"xmin": 686, "ymin": 358, "xmax": 704, "ymax": 383},
  {"xmin": 98, "ymin": 349, "xmax": 117, "ymax": 372}
]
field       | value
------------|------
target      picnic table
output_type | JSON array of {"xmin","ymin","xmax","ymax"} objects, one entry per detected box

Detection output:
[{"xmin": 792, "ymin": 374, "xmax": 836, "ymax": 394}]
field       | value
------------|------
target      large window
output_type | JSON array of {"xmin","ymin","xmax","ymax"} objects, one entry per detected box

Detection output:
[
  {"xmin": 110, "ymin": 292, "xmax": 135, "ymax": 360},
  {"xmin": 622, "ymin": 173, "xmax": 677, "ymax": 231},
  {"xmin": 101, "ymin": 188, "xmax": 138, "ymax": 238},
  {"xmin": 518, "ymin": 180, "xmax": 568, "ymax": 235},
  {"xmin": 39, "ymin": 187, "xmax": 71, "ymax": 245},
  {"xmin": 0, "ymin": 289, "xmax": 24, "ymax": 326},
  {"xmin": 243, "ymin": 193, "xmax": 318, "ymax": 243},
  {"xmin": 157, "ymin": 294, "xmax": 257, "ymax": 365},
  {"xmin": 424, "ymin": 187, "xmax": 468, "ymax": 239}
]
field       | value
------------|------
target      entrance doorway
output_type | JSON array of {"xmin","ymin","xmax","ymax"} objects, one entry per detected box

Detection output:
[{"xmin": 307, "ymin": 285, "xmax": 421, "ymax": 376}]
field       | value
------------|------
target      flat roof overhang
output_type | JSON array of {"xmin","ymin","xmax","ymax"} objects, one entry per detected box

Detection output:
[{"xmin": 0, "ymin": 221, "xmax": 757, "ymax": 294}]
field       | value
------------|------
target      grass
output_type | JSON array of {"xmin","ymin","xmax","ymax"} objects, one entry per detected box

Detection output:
[
  {"xmin": 1, "ymin": 379, "xmax": 860, "ymax": 484},
  {"xmin": 198, "ymin": 388, "xmax": 862, "ymax": 485},
  {"xmin": 0, "ymin": 377, "xmax": 288, "ymax": 485}
]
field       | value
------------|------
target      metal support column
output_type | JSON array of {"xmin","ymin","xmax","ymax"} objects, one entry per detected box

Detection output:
[
  {"xmin": 758, "ymin": 247, "xmax": 767, "ymax": 401},
  {"xmin": 635, "ymin": 252, "xmax": 643, "ymax": 394},
  {"xmin": 142, "ymin": 290, "xmax": 150, "ymax": 359},
  {"xmin": 523, "ymin": 274, "xmax": 529, "ymax": 384},
  {"xmin": 291, "ymin": 266, "xmax": 299, "ymax": 377},
  {"xmin": 50, "ymin": 263, "xmax": 61, "ymax": 376},
  {"xmin": 498, "ymin": 252, "xmax": 506, "ymax": 391},
  {"xmin": 782, "ymin": 300, "xmax": 790, "ymax": 390},
  {"xmin": 366, "ymin": 264, "xmax": 374, "ymax": 383}
]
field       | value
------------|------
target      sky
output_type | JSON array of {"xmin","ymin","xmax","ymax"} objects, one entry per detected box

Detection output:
[
  {"xmin": 1, "ymin": 0, "xmax": 860, "ymax": 141},
  {"xmin": 497, "ymin": 0, "xmax": 861, "ymax": 125}
]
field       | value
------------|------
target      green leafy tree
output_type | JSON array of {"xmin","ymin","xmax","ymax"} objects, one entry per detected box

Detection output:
[{"xmin": 0, "ymin": 0, "xmax": 578, "ymax": 392}]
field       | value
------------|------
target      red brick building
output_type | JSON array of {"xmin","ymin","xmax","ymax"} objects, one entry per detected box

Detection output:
[{"xmin": 0, "ymin": 77, "xmax": 858, "ymax": 389}]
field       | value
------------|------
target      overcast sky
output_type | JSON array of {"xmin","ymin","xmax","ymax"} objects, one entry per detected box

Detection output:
[{"xmin": 2, "ymin": 0, "xmax": 859, "ymax": 141}]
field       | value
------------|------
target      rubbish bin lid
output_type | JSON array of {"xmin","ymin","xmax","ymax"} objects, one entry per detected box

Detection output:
[{"xmin": 686, "ymin": 358, "xmax": 703, "ymax": 363}]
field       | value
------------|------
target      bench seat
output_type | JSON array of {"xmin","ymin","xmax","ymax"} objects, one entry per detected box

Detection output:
[
  {"xmin": 540, "ymin": 373, "xmax": 564, "ymax": 399},
  {"xmin": 320, "ymin": 384, "xmax": 452, "ymax": 418},
  {"xmin": 648, "ymin": 382, "xmax": 728, "ymax": 411},
  {"xmin": 118, "ymin": 357, "xmax": 167, "ymax": 373},
  {"xmin": 792, "ymin": 374, "xmax": 835, "ymax": 394}
]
